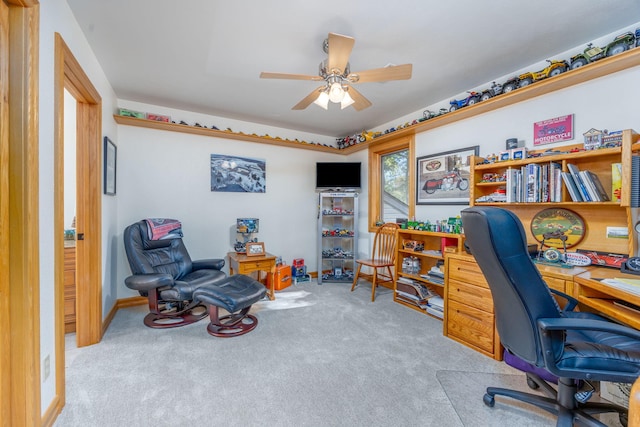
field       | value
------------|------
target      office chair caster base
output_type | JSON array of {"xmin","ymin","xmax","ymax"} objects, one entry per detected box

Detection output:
[
  {"xmin": 205, "ymin": 306, "xmax": 259, "ymax": 337},
  {"xmin": 142, "ymin": 304, "xmax": 209, "ymax": 329}
]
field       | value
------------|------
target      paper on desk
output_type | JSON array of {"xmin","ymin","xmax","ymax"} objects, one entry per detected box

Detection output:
[{"xmin": 601, "ymin": 278, "xmax": 640, "ymax": 296}]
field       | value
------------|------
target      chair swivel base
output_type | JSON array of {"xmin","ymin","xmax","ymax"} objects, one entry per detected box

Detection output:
[
  {"xmin": 143, "ymin": 303, "xmax": 208, "ymax": 329},
  {"xmin": 483, "ymin": 375, "xmax": 628, "ymax": 427},
  {"xmin": 192, "ymin": 274, "xmax": 267, "ymax": 338},
  {"xmin": 205, "ymin": 306, "xmax": 258, "ymax": 338}
]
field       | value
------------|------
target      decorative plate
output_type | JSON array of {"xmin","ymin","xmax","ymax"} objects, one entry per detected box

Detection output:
[{"xmin": 530, "ymin": 208, "xmax": 585, "ymax": 249}]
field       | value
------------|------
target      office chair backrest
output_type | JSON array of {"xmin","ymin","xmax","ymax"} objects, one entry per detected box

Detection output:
[
  {"xmin": 461, "ymin": 207, "xmax": 562, "ymax": 366},
  {"xmin": 124, "ymin": 220, "xmax": 193, "ymax": 280},
  {"xmin": 372, "ymin": 223, "xmax": 400, "ymax": 263}
]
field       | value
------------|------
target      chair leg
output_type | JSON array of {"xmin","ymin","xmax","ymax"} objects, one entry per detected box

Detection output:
[
  {"xmin": 371, "ymin": 270, "xmax": 378, "ymax": 302},
  {"xmin": 351, "ymin": 264, "xmax": 363, "ymax": 292}
]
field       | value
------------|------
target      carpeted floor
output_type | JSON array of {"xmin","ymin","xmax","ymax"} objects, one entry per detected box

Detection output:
[{"xmin": 55, "ymin": 280, "xmax": 621, "ymax": 426}]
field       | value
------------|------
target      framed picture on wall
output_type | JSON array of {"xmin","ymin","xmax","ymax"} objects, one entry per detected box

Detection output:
[
  {"xmin": 103, "ymin": 136, "xmax": 117, "ymax": 195},
  {"xmin": 416, "ymin": 145, "xmax": 478, "ymax": 205}
]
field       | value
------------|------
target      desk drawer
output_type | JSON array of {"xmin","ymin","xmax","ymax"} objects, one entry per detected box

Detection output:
[
  {"xmin": 448, "ymin": 258, "xmax": 488, "ymax": 288},
  {"xmin": 447, "ymin": 278, "xmax": 494, "ymax": 313},
  {"xmin": 447, "ymin": 299, "xmax": 495, "ymax": 354}
]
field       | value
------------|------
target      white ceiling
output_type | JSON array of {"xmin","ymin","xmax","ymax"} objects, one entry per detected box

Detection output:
[{"xmin": 66, "ymin": 0, "xmax": 640, "ymax": 138}]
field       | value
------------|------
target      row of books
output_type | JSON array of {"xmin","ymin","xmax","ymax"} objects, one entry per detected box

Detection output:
[
  {"xmin": 504, "ymin": 161, "xmax": 562, "ymax": 203},
  {"xmin": 503, "ymin": 161, "xmax": 610, "ymax": 203},
  {"xmin": 562, "ymin": 163, "xmax": 610, "ymax": 202}
]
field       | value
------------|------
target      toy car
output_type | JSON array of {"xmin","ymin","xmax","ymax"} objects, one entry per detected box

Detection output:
[
  {"xmin": 479, "ymin": 81, "xmax": 504, "ymax": 101},
  {"xmin": 518, "ymin": 60, "xmax": 568, "ymax": 87},
  {"xmin": 569, "ymin": 31, "xmax": 636, "ymax": 69},
  {"xmin": 449, "ymin": 91, "xmax": 481, "ymax": 111}
]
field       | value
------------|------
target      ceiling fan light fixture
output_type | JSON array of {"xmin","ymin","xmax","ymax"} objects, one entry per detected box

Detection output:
[
  {"xmin": 328, "ymin": 82, "xmax": 345, "ymax": 103},
  {"xmin": 313, "ymin": 91, "xmax": 329, "ymax": 110},
  {"xmin": 340, "ymin": 90, "xmax": 355, "ymax": 109}
]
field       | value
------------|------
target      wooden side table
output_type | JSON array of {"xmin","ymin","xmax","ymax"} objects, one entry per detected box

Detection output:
[{"xmin": 227, "ymin": 252, "xmax": 277, "ymax": 300}]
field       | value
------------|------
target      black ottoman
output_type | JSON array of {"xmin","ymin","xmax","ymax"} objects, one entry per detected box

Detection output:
[{"xmin": 193, "ymin": 274, "xmax": 266, "ymax": 337}]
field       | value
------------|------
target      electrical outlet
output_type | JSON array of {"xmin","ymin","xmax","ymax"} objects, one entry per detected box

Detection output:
[{"xmin": 43, "ymin": 355, "xmax": 50, "ymax": 381}]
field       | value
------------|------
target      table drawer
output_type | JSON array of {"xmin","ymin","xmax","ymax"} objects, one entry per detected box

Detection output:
[
  {"xmin": 448, "ymin": 258, "xmax": 488, "ymax": 288},
  {"xmin": 543, "ymin": 275, "xmax": 565, "ymax": 293},
  {"xmin": 447, "ymin": 299, "xmax": 495, "ymax": 354},
  {"xmin": 447, "ymin": 278, "xmax": 494, "ymax": 313},
  {"xmin": 242, "ymin": 260, "xmax": 274, "ymax": 271}
]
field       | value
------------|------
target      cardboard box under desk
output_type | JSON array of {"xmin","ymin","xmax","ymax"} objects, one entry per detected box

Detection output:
[{"xmin": 266, "ymin": 265, "xmax": 292, "ymax": 291}]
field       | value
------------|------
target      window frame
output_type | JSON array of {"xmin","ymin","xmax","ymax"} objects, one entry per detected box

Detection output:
[{"xmin": 368, "ymin": 135, "xmax": 415, "ymax": 232}]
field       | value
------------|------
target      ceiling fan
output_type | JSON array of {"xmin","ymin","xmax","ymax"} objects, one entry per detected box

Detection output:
[{"xmin": 260, "ymin": 32, "xmax": 412, "ymax": 111}]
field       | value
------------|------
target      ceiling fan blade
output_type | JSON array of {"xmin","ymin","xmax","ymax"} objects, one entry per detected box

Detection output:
[
  {"xmin": 346, "ymin": 86, "xmax": 372, "ymax": 111},
  {"xmin": 326, "ymin": 32, "xmax": 355, "ymax": 74},
  {"xmin": 292, "ymin": 86, "xmax": 325, "ymax": 110},
  {"xmin": 260, "ymin": 72, "xmax": 323, "ymax": 81},
  {"xmin": 348, "ymin": 64, "xmax": 413, "ymax": 83}
]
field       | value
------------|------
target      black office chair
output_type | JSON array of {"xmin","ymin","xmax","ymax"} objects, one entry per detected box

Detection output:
[
  {"xmin": 461, "ymin": 207, "xmax": 640, "ymax": 427},
  {"xmin": 124, "ymin": 220, "xmax": 266, "ymax": 336}
]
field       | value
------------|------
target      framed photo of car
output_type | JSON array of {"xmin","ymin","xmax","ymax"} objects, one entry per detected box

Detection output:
[
  {"xmin": 416, "ymin": 146, "xmax": 478, "ymax": 205},
  {"xmin": 246, "ymin": 242, "xmax": 265, "ymax": 257}
]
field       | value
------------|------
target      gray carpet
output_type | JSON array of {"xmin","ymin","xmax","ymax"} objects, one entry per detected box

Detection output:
[{"xmin": 55, "ymin": 281, "xmax": 621, "ymax": 426}]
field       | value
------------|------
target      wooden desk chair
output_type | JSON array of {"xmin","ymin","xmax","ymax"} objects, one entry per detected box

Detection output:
[{"xmin": 351, "ymin": 222, "xmax": 400, "ymax": 302}]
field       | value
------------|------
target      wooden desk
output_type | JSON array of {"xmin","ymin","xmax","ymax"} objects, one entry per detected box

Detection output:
[
  {"xmin": 574, "ymin": 267, "xmax": 640, "ymax": 330},
  {"xmin": 227, "ymin": 252, "xmax": 277, "ymax": 301}
]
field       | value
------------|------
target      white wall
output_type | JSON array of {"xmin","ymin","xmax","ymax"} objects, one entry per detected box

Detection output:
[
  {"xmin": 115, "ymin": 102, "xmax": 349, "ymax": 298},
  {"xmin": 40, "ymin": 0, "xmax": 120, "ymax": 412}
]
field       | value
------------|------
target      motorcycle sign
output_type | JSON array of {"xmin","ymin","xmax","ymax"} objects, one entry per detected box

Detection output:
[{"xmin": 416, "ymin": 146, "xmax": 478, "ymax": 205}]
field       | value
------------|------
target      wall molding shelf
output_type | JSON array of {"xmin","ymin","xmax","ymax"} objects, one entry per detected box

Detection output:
[{"xmin": 115, "ymin": 47, "xmax": 640, "ymax": 155}]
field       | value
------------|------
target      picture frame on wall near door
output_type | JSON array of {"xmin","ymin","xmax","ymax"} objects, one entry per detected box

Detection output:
[{"xmin": 104, "ymin": 136, "xmax": 117, "ymax": 195}]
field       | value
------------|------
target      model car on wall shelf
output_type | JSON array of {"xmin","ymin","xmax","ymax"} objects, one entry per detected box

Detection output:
[
  {"xmin": 518, "ymin": 59, "xmax": 569, "ymax": 87},
  {"xmin": 570, "ymin": 30, "xmax": 637, "ymax": 69},
  {"xmin": 449, "ymin": 91, "xmax": 481, "ymax": 111}
]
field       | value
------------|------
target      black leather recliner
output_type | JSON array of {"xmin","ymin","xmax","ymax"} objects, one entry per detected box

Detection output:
[
  {"xmin": 461, "ymin": 207, "xmax": 640, "ymax": 427},
  {"xmin": 123, "ymin": 220, "xmax": 266, "ymax": 337}
]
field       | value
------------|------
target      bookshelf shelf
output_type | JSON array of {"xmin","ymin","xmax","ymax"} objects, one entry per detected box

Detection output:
[{"xmin": 470, "ymin": 129, "xmax": 639, "ymax": 256}]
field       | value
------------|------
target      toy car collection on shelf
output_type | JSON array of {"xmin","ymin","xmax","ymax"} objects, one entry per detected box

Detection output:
[
  {"xmin": 318, "ymin": 192, "xmax": 358, "ymax": 284},
  {"xmin": 337, "ymin": 27, "xmax": 640, "ymax": 148}
]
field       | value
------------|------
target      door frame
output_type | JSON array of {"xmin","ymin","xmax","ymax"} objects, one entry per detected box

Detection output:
[{"xmin": 52, "ymin": 32, "xmax": 103, "ymax": 417}]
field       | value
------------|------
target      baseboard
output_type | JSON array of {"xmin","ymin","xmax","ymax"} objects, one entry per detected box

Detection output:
[
  {"xmin": 101, "ymin": 296, "xmax": 147, "ymax": 336},
  {"xmin": 41, "ymin": 395, "xmax": 62, "ymax": 427}
]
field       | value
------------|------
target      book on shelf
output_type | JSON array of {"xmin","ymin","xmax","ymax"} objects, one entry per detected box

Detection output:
[
  {"xmin": 612, "ymin": 163, "xmax": 622, "ymax": 202},
  {"xmin": 561, "ymin": 172, "xmax": 583, "ymax": 202},
  {"xmin": 585, "ymin": 170, "xmax": 610, "ymax": 201},
  {"xmin": 567, "ymin": 163, "xmax": 591, "ymax": 201},
  {"xmin": 578, "ymin": 170, "xmax": 600, "ymax": 201},
  {"xmin": 633, "ymin": 156, "xmax": 640, "ymax": 208},
  {"xmin": 549, "ymin": 162, "xmax": 562, "ymax": 202}
]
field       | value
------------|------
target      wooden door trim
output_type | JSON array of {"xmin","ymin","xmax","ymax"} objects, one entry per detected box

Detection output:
[
  {"xmin": 52, "ymin": 33, "xmax": 102, "ymax": 423},
  {"xmin": 3, "ymin": 1, "xmax": 40, "ymax": 426}
]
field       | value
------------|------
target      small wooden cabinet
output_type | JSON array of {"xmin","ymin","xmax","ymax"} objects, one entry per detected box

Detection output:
[
  {"xmin": 394, "ymin": 229, "xmax": 464, "ymax": 319},
  {"xmin": 64, "ymin": 245, "xmax": 76, "ymax": 333},
  {"xmin": 444, "ymin": 253, "xmax": 502, "ymax": 360}
]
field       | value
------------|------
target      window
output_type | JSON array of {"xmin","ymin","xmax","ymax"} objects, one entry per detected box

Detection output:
[{"xmin": 368, "ymin": 135, "xmax": 414, "ymax": 231}]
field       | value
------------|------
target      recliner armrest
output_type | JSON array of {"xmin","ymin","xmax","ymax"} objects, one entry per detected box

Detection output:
[
  {"xmin": 125, "ymin": 273, "xmax": 174, "ymax": 292},
  {"xmin": 192, "ymin": 258, "xmax": 225, "ymax": 271}
]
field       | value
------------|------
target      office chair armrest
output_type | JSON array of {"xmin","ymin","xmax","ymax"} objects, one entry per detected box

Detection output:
[
  {"xmin": 192, "ymin": 258, "xmax": 225, "ymax": 271},
  {"xmin": 125, "ymin": 273, "xmax": 174, "ymax": 292},
  {"xmin": 548, "ymin": 288, "xmax": 579, "ymax": 312},
  {"xmin": 538, "ymin": 317, "xmax": 640, "ymax": 340}
]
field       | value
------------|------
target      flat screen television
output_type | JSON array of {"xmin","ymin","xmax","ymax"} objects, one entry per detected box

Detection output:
[{"xmin": 316, "ymin": 162, "xmax": 361, "ymax": 191}]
